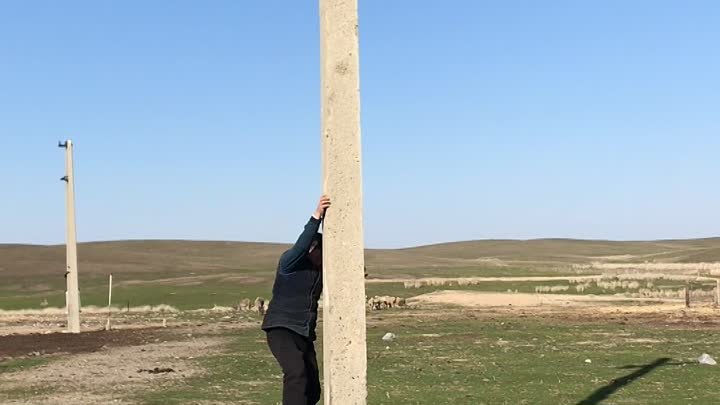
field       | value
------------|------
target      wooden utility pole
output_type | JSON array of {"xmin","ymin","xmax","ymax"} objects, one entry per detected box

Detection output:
[
  {"xmin": 320, "ymin": 0, "xmax": 367, "ymax": 403},
  {"xmin": 59, "ymin": 140, "xmax": 81, "ymax": 333}
]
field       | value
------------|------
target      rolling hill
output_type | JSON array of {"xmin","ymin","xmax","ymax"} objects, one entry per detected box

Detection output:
[
  {"xmin": 1, "ymin": 238, "xmax": 719, "ymax": 310},
  {"xmin": 2, "ymin": 237, "xmax": 720, "ymax": 279}
]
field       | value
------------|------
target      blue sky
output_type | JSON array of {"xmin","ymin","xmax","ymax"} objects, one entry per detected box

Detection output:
[{"xmin": 1, "ymin": 1, "xmax": 718, "ymax": 248}]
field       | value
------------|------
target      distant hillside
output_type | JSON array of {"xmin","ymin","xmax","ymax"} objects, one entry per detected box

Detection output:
[
  {"xmin": 397, "ymin": 238, "xmax": 720, "ymax": 264},
  {"xmin": 2, "ymin": 237, "xmax": 720, "ymax": 281},
  {"xmin": 2, "ymin": 238, "xmax": 720, "ymax": 311}
]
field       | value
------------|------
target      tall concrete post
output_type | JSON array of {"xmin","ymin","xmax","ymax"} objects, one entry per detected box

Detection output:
[
  {"xmin": 60, "ymin": 140, "xmax": 81, "ymax": 333},
  {"xmin": 320, "ymin": 0, "xmax": 367, "ymax": 403}
]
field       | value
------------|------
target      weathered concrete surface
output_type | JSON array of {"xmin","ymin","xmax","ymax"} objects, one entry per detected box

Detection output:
[
  {"xmin": 320, "ymin": 0, "xmax": 367, "ymax": 404},
  {"xmin": 62, "ymin": 140, "xmax": 81, "ymax": 333}
]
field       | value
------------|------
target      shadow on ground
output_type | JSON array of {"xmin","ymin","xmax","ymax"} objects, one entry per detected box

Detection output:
[{"xmin": 575, "ymin": 358, "xmax": 673, "ymax": 405}]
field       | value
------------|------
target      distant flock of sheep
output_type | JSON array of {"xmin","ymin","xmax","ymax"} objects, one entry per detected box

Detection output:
[
  {"xmin": 366, "ymin": 296, "xmax": 407, "ymax": 310},
  {"xmin": 235, "ymin": 295, "xmax": 409, "ymax": 314},
  {"xmin": 230, "ymin": 271, "xmax": 720, "ymax": 315},
  {"xmin": 400, "ymin": 273, "xmax": 719, "ymax": 301},
  {"xmin": 573, "ymin": 262, "xmax": 720, "ymax": 276}
]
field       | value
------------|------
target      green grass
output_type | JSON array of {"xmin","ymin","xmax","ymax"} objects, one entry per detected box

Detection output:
[
  {"xmin": 5, "ymin": 237, "xmax": 720, "ymax": 310},
  {"xmin": 367, "ymin": 281, "xmax": 574, "ymax": 298},
  {"xmin": 0, "ymin": 264, "xmax": 576, "ymax": 311},
  {"xmin": 367, "ymin": 279, "xmax": 719, "ymax": 299},
  {"xmin": 0, "ymin": 275, "xmax": 275, "ymax": 311},
  {"xmin": 0, "ymin": 357, "xmax": 49, "ymax": 374},
  {"xmin": 369, "ymin": 266, "xmax": 579, "ymax": 279},
  {"xmin": 4, "ymin": 276, "xmax": 715, "ymax": 311},
  {"xmin": 6, "ymin": 237, "xmax": 720, "ymax": 311},
  {"xmin": 366, "ymin": 281, "xmax": 550, "ymax": 298},
  {"xmin": 1, "ymin": 263, "xmax": 566, "ymax": 311},
  {"xmin": 132, "ymin": 312, "xmax": 720, "ymax": 405}
]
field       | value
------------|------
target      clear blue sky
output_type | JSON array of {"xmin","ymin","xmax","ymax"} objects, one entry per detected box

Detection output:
[{"xmin": 1, "ymin": 1, "xmax": 718, "ymax": 248}]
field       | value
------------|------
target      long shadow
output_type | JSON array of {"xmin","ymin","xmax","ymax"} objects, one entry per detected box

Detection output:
[{"xmin": 575, "ymin": 357, "xmax": 671, "ymax": 405}]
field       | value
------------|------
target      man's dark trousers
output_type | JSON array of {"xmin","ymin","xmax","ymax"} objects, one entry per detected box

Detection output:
[{"xmin": 266, "ymin": 327, "xmax": 321, "ymax": 405}]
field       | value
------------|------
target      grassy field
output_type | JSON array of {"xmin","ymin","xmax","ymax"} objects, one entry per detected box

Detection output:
[
  {"xmin": 2, "ymin": 239, "xmax": 720, "ymax": 404},
  {"xmin": 3, "ymin": 274, "xmax": 716, "ymax": 311},
  {"xmin": 0, "ymin": 358, "xmax": 49, "ymax": 374},
  {"xmin": 0, "ymin": 274, "xmax": 273, "ymax": 311},
  {"xmin": 131, "ymin": 310, "xmax": 720, "ymax": 405},
  {"xmin": 3, "ymin": 238, "xmax": 720, "ymax": 311}
]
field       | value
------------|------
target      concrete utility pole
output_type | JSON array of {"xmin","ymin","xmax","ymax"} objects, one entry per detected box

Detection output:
[
  {"xmin": 320, "ymin": 0, "xmax": 367, "ymax": 404},
  {"xmin": 59, "ymin": 140, "xmax": 81, "ymax": 333}
]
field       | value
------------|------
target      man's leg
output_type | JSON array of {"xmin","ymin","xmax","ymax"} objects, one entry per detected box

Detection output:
[
  {"xmin": 267, "ymin": 328, "xmax": 310, "ymax": 405},
  {"xmin": 304, "ymin": 342, "xmax": 321, "ymax": 405}
]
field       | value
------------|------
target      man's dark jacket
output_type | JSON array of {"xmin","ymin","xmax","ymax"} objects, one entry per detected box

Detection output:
[{"xmin": 261, "ymin": 217, "xmax": 323, "ymax": 340}]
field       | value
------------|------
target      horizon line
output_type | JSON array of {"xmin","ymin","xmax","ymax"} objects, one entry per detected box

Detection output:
[{"xmin": 2, "ymin": 235, "xmax": 719, "ymax": 250}]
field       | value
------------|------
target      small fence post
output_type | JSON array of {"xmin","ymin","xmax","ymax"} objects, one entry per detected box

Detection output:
[{"xmin": 105, "ymin": 273, "xmax": 113, "ymax": 330}]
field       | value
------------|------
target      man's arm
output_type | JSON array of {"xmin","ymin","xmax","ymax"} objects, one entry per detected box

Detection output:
[
  {"xmin": 278, "ymin": 195, "xmax": 331, "ymax": 273},
  {"xmin": 279, "ymin": 216, "xmax": 322, "ymax": 272}
]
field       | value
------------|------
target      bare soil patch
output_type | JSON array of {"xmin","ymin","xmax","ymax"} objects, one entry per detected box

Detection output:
[
  {"xmin": 408, "ymin": 290, "xmax": 673, "ymax": 308},
  {"xmin": 367, "ymin": 275, "xmax": 601, "ymax": 284},
  {"xmin": 0, "ymin": 327, "xmax": 168, "ymax": 360},
  {"xmin": 0, "ymin": 334, "xmax": 225, "ymax": 405}
]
